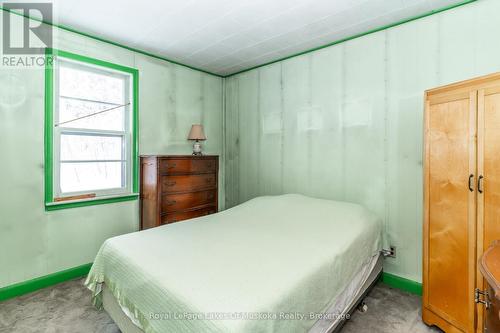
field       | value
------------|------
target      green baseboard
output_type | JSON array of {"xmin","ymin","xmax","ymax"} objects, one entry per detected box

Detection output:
[
  {"xmin": 381, "ymin": 272, "xmax": 422, "ymax": 296},
  {"xmin": 0, "ymin": 264, "xmax": 421, "ymax": 302},
  {"xmin": 0, "ymin": 263, "xmax": 92, "ymax": 302}
]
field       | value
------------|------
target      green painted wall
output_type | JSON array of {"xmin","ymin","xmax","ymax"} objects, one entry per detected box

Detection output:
[
  {"xmin": 224, "ymin": 0, "xmax": 500, "ymax": 283},
  {"xmin": 0, "ymin": 13, "xmax": 223, "ymax": 288}
]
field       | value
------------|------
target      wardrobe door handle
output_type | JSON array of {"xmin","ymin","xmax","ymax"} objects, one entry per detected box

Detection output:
[
  {"xmin": 478, "ymin": 175, "xmax": 484, "ymax": 194},
  {"xmin": 469, "ymin": 174, "xmax": 474, "ymax": 192}
]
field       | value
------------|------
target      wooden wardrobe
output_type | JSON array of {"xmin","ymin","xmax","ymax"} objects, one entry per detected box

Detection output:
[{"xmin": 424, "ymin": 73, "xmax": 500, "ymax": 333}]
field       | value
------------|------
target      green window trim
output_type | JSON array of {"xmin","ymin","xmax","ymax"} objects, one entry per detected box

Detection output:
[
  {"xmin": 44, "ymin": 48, "xmax": 139, "ymax": 211},
  {"xmin": 45, "ymin": 194, "xmax": 139, "ymax": 211}
]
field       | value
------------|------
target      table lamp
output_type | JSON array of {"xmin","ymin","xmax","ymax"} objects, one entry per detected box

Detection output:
[{"xmin": 187, "ymin": 124, "xmax": 206, "ymax": 155}]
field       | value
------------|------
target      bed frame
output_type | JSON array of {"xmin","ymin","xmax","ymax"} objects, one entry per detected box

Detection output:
[
  {"xmin": 101, "ymin": 254, "xmax": 383, "ymax": 333},
  {"xmin": 328, "ymin": 254, "xmax": 383, "ymax": 333}
]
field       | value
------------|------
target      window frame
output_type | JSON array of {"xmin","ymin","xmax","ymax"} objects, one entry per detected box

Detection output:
[{"xmin": 44, "ymin": 48, "xmax": 139, "ymax": 211}]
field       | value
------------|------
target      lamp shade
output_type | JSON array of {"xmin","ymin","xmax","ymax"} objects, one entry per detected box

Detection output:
[{"xmin": 187, "ymin": 124, "xmax": 206, "ymax": 141}]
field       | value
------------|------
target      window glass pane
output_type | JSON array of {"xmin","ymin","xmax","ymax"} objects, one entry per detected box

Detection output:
[
  {"xmin": 61, "ymin": 134, "xmax": 123, "ymax": 161},
  {"xmin": 54, "ymin": 56, "xmax": 133, "ymax": 198},
  {"xmin": 60, "ymin": 162, "xmax": 124, "ymax": 193},
  {"xmin": 59, "ymin": 63, "xmax": 125, "ymax": 105},
  {"xmin": 58, "ymin": 97, "xmax": 125, "ymax": 131}
]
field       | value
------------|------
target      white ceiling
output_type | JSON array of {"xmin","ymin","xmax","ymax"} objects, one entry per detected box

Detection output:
[{"xmin": 40, "ymin": 0, "xmax": 466, "ymax": 76}]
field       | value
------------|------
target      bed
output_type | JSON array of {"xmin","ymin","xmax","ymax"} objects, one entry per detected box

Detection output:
[{"xmin": 85, "ymin": 194, "xmax": 382, "ymax": 333}]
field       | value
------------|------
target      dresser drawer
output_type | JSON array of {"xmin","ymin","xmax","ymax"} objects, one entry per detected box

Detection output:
[
  {"xmin": 161, "ymin": 206, "xmax": 216, "ymax": 224},
  {"xmin": 159, "ymin": 158, "xmax": 216, "ymax": 174},
  {"xmin": 161, "ymin": 174, "xmax": 216, "ymax": 193},
  {"xmin": 140, "ymin": 155, "xmax": 219, "ymax": 230},
  {"xmin": 161, "ymin": 190, "xmax": 216, "ymax": 213}
]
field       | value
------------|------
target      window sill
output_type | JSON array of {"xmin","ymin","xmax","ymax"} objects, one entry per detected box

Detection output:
[{"xmin": 45, "ymin": 193, "xmax": 139, "ymax": 211}]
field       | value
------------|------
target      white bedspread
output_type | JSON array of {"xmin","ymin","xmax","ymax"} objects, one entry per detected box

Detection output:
[{"xmin": 86, "ymin": 194, "xmax": 382, "ymax": 333}]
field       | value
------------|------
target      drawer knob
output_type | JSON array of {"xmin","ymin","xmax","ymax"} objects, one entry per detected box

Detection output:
[
  {"xmin": 167, "ymin": 181, "xmax": 176, "ymax": 187},
  {"xmin": 166, "ymin": 163, "xmax": 177, "ymax": 169},
  {"xmin": 167, "ymin": 200, "xmax": 177, "ymax": 206}
]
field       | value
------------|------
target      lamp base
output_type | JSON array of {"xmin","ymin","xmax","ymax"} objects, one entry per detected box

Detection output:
[{"xmin": 192, "ymin": 141, "xmax": 203, "ymax": 156}]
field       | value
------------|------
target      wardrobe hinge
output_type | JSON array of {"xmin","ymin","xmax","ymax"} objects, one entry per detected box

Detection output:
[{"xmin": 475, "ymin": 288, "xmax": 490, "ymax": 309}]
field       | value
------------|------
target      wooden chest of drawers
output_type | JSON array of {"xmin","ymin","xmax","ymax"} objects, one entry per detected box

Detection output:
[{"xmin": 140, "ymin": 155, "xmax": 218, "ymax": 229}]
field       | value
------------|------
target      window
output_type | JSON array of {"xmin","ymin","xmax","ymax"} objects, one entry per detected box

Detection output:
[{"xmin": 45, "ymin": 49, "xmax": 138, "ymax": 210}]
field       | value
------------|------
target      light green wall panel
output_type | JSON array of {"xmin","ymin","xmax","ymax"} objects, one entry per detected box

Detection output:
[
  {"xmin": 281, "ymin": 56, "xmax": 310, "ymax": 196},
  {"xmin": 237, "ymin": 71, "xmax": 260, "ymax": 202},
  {"xmin": 343, "ymin": 34, "xmax": 386, "ymax": 220},
  {"xmin": 224, "ymin": 76, "xmax": 240, "ymax": 208},
  {"xmin": 224, "ymin": 0, "xmax": 500, "ymax": 283},
  {"xmin": 384, "ymin": 17, "xmax": 439, "ymax": 281},
  {"xmin": 0, "ymin": 13, "xmax": 223, "ymax": 288},
  {"xmin": 257, "ymin": 64, "xmax": 283, "ymax": 196},
  {"xmin": 309, "ymin": 47, "xmax": 343, "ymax": 200}
]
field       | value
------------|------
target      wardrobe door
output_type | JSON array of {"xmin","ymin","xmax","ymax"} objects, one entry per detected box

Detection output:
[
  {"xmin": 479, "ymin": 86, "xmax": 500, "ymax": 253},
  {"xmin": 423, "ymin": 90, "xmax": 477, "ymax": 333},
  {"xmin": 477, "ymin": 86, "xmax": 500, "ymax": 332}
]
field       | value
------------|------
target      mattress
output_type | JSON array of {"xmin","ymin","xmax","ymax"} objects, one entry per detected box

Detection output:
[
  {"xmin": 102, "ymin": 253, "xmax": 383, "ymax": 333},
  {"xmin": 86, "ymin": 194, "xmax": 382, "ymax": 333}
]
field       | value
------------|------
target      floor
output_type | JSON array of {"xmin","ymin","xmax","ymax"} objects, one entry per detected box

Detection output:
[
  {"xmin": 0, "ymin": 277, "xmax": 441, "ymax": 333},
  {"xmin": 341, "ymin": 284, "xmax": 441, "ymax": 333}
]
